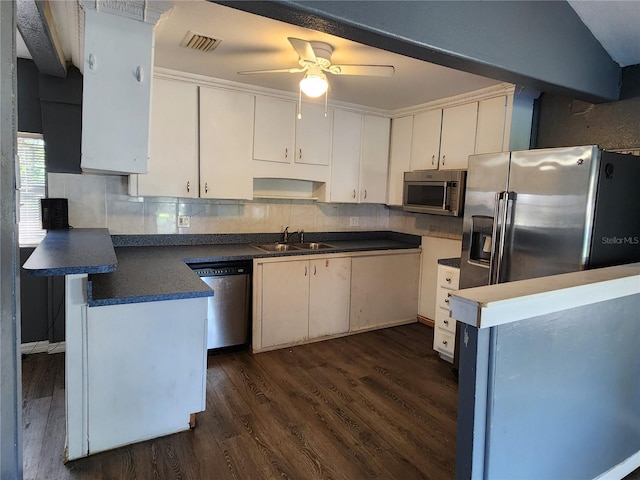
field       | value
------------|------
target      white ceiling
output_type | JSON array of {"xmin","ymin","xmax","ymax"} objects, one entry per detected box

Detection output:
[
  {"xmin": 17, "ymin": 1, "xmax": 640, "ymax": 110},
  {"xmin": 152, "ymin": 1, "xmax": 501, "ymax": 111}
]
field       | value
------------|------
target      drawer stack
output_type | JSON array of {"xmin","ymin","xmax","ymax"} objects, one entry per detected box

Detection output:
[{"xmin": 433, "ymin": 263, "xmax": 459, "ymax": 362}]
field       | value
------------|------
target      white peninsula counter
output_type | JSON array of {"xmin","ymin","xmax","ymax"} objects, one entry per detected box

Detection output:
[
  {"xmin": 449, "ymin": 263, "xmax": 640, "ymax": 480},
  {"xmin": 23, "ymin": 229, "xmax": 210, "ymax": 461}
]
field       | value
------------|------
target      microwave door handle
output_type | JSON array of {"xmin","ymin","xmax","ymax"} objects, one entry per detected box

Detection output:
[
  {"xmin": 442, "ymin": 182, "xmax": 448, "ymax": 210},
  {"xmin": 488, "ymin": 191, "xmax": 506, "ymax": 285}
]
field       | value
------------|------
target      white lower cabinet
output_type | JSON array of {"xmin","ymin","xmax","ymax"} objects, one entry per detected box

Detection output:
[
  {"xmin": 350, "ymin": 251, "xmax": 420, "ymax": 332},
  {"xmin": 256, "ymin": 255, "xmax": 351, "ymax": 350},
  {"xmin": 433, "ymin": 263, "xmax": 460, "ymax": 362}
]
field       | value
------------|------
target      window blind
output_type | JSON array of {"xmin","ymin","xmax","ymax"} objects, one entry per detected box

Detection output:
[{"xmin": 18, "ymin": 133, "xmax": 46, "ymax": 246}]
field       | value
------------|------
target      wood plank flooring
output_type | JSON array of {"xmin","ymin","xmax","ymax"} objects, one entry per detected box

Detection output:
[{"xmin": 22, "ymin": 323, "xmax": 459, "ymax": 480}]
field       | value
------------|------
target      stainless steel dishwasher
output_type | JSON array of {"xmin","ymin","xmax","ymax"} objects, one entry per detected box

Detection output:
[{"xmin": 190, "ymin": 261, "xmax": 251, "ymax": 351}]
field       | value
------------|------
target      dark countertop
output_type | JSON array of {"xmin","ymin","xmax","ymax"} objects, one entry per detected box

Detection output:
[
  {"xmin": 24, "ymin": 230, "xmax": 421, "ymax": 307},
  {"xmin": 438, "ymin": 257, "xmax": 461, "ymax": 269},
  {"xmin": 22, "ymin": 228, "xmax": 117, "ymax": 276}
]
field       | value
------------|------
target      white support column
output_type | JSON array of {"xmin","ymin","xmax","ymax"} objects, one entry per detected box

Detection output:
[{"xmin": 64, "ymin": 274, "xmax": 89, "ymax": 461}]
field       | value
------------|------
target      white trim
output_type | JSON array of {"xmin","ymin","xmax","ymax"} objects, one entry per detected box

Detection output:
[
  {"xmin": 154, "ymin": 68, "xmax": 515, "ymax": 118},
  {"xmin": 593, "ymin": 451, "xmax": 640, "ymax": 480},
  {"xmin": 450, "ymin": 263, "xmax": 640, "ymax": 329}
]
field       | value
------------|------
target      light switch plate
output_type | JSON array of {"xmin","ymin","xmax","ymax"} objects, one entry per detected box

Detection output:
[{"xmin": 349, "ymin": 216, "xmax": 359, "ymax": 227}]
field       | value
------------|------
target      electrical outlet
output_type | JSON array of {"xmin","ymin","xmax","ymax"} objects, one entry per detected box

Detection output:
[
  {"xmin": 178, "ymin": 215, "xmax": 190, "ymax": 228},
  {"xmin": 349, "ymin": 216, "xmax": 359, "ymax": 227}
]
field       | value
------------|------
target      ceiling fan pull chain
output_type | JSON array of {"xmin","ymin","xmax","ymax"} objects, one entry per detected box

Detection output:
[
  {"xmin": 324, "ymin": 90, "xmax": 328, "ymax": 117},
  {"xmin": 297, "ymin": 87, "xmax": 302, "ymax": 120}
]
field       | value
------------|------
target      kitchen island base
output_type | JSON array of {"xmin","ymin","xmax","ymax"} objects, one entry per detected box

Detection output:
[{"xmin": 65, "ymin": 274, "xmax": 208, "ymax": 460}]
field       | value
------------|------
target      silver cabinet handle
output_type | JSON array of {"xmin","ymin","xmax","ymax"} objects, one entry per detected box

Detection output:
[
  {"xmin": 431, "ymin": 154, "xmax": 435, "ymax": 165},
  {"xmin": 445, "ymin": 297, "xmax": 450, "ymax": 304},
  {"xmin": 285, "ymin": 148, "xmax": 288, "ymax": 159},
  {"xmin": 314, "ymin": 265, "xmax": 317, "ymax": 275},
  {"xmin": 186, "ymin": 181, "xmax": 190, "ymax": 193},
  {"xmin": 299, "ymin": 148, "xmax": 302, "ymax": 159},
  {"xmin": 442, "ymin": 340, "xmax": 448, "ymax": 346},
  {"xmin": 304, "ymin": 266, "xmax": 307, "ymax": 276},
  {"xmin": 205, "ymin": 182, "xmax": 208, "ymax": 194},
  {"xmin": 446, "ymin": 277, "xmax": 451, "ymax": 283},
  {"xmin": 352, "ymin": 189, "xmax": 356, "ymax": 199},
  {"xmin": 364, "ymin": 190, "xmax": 367, "ymax": 199},
  {"xmin": 444, "ymin": 319, "xmax": 449, "ymax": 325},
  {"xmin": 442, "ymin": 154, "xmax": 446, "ymax": 165}
]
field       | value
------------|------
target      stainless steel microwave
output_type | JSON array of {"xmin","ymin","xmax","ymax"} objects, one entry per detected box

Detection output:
[{"xmin": 403, "ymin": 170, "xmax": 466, "ymax": 216}]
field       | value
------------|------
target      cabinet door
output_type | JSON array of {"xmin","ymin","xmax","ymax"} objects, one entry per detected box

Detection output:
[
  {"xmin": 200, "ymin": 87, "xmax": 254, "ymax": 200},
  {"xmin": 295, "ymin": 103, "xmax": 332, "ymax": 166},
  {"xmin": 261, "ymin": 261, "xmax": 309, "ymax": 347},
  {"xmin": 475, "ymin": 96, "xmax": 507, "ymax": 155},
  {"xmin": 81, "ymin": 10, "xmax": 153, "ymax": 174},
  {"xmin": 253, "ymin": 96, "xmax": 295, "ymax": 163},
  {"xmin": 387, "ymin": 116, "xmax": 413, "ymax": 206},
  {"xmin": 309, "ymin": 257, "xmax": 351, "ymax": 338},
  {"xmin": 330, "ymin": 109, "xmax": 362, "ymax": 203},
  {"xmin": 350, "ymin": 252, "xmax": 420, "ymax": 332},
  {"xmin": 360, "ymin": 115, "xmax": 390, "ymax": 204},
  {"xmin": 136, "ymin": 78, "xmax": 198, "ymax": 197},
  {"xmin": 439, "ymin": 103, "xmax": 478, "ymax": 170},
  {"xmin": 410, "ymin": 109, "xmax": 442, "ymax": 170}
]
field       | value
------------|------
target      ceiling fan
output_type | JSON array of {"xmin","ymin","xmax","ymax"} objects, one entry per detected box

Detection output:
[{"xmin": 238, "ymin": 37, "xmax": 395, "ymax": 98}]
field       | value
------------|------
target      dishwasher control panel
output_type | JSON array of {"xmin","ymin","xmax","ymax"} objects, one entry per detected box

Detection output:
[{"xmin": 193, "ymin": 266, "xmax": 249, "ymax": 277}]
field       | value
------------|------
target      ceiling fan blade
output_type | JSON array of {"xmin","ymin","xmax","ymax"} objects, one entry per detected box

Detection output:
[
  {"xmin": 329, "ymin": 64, "xmax": 395, "ymax": 77},
  {"xmin": 288, "ymin": 37, "xmax": 317, "ymax": 64},
  {"xmin": 238, "ymin": 67, "xmax": 306, "ymax": 75}
]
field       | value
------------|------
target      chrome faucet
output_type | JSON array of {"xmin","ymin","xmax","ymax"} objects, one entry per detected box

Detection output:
[{"xmin": 282, "ymin": 226, "xmax": 303, "ymax": 243}]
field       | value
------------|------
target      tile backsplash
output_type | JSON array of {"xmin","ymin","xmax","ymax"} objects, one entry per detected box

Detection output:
[{"xmin": 48, "ymin": 173, "xmax": 462, "ymax": 239}]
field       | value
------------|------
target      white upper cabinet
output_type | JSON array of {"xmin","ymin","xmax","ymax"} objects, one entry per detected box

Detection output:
[
  {"xmin": 330, "ymin": 109, "xmax": 363, "ymax": 203},
  {"xmin": 410, "ymin": 109, "xmax": 442, "ymax": 170},
  {"xmin": 439, "ymin": 102, "xmax": 478, "ymax": 170},
  {"xmin": 387, "ymin": 116, "xmax": 413, "ymax": 206},
  {"xmin": 133, "ymin": 77, "xmax": 198, "ymax": 198},
  {"xmin": 200, "ymin": 87, "xmax": 254, "ymax": 200},
  {"xmin": 81, "ymin": 9, "xmax": 154, "ymax": 175},
  {"xmin": 253, "ymin": 95, "xmax": 331, "ymax": 166},
  {"xmin": 295, "ymin": 103, "xmax": 332, "ymax": 166},
  {"xmin": 360, "ymin": 115, "xmax": 391, "ymax": 204},
  {"xmin": 475, "ymin": 96, "xmax": 507, "ymax": 155},
  {"xmin": 253, "ymin": 96, "xmax": 296, "ymax": 164},
  {"xmin": 330, "ymin": 109, "xmax": 390, "ymax": 203}
]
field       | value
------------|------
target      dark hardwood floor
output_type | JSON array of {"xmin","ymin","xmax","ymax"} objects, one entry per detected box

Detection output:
[{"xmin": 22, "ymin": 323, "xmax": 459, "ymax": 480}]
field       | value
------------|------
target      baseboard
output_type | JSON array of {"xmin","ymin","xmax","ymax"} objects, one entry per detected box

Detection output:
[
  {"xmin": 21, "ymin": 341, "xmax": 66, "ymax": 355},
  {"xmin": 417, "ymin": 315, "xmax": 435, "ymax": 328},
  {"xmin": 594, "ymin": 451, "xmax": 640, "ymax": 480}
]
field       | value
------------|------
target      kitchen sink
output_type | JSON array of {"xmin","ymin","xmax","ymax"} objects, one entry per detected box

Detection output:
[
  {"xmin": 251, "ymin": 242, "xmax": 335, "ymax": 253},
  {"xmin": 289, "ymin": 242, "xmax": 335, "ymax": 250},
  {"xmin": 251, "ymin": 243, "xmax": 296, "ymax": 252}
]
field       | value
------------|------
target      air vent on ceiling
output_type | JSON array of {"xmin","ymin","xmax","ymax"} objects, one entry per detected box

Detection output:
[{"xmin": 180, "ymin": 31, "xmax": 221, "ymax": 53}]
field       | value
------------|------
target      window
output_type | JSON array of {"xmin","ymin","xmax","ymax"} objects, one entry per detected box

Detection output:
[{"xmin": 17, "ymin": 133, "xmax": 46, "ymax": 246}]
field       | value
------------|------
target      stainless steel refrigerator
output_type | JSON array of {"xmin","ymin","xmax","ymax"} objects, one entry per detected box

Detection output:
[
  {"xmin": 460, "ymin": 145, "xmax": 639, "ymax": 289},
  {"xmin": 456, "ymin": 145, "xmax": 640, "ymax": 365}
]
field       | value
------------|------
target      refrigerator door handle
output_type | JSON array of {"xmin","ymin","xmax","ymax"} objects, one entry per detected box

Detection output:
[
  {"xmin": 494, "ymin": 191, "xmax": 515, "ymax": 284},
  {"xmin": 489, "ymin": 191, "xmax": 507, "ymax": 284}
]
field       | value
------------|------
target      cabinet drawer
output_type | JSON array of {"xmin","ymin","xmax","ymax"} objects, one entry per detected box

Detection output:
[
  {"xmin": 436, "ymin": 287, "xmax": 454, "ymax": 311},
  {"xmin": 434, "ymin": 328, "xmax": 455, "ymax": 357},
  {"xmin": 435, "ymin": 308, "xmax": 456, "ymax": 334},
  {"xmin": 438, "ymin": 266, "xmax": 459, "ymax": 289}
]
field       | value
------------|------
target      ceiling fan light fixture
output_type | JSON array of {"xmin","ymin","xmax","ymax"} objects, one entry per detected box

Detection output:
[{"xmin": 300, "ymin": 71, "xmax": 328, "ymax": 98}]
